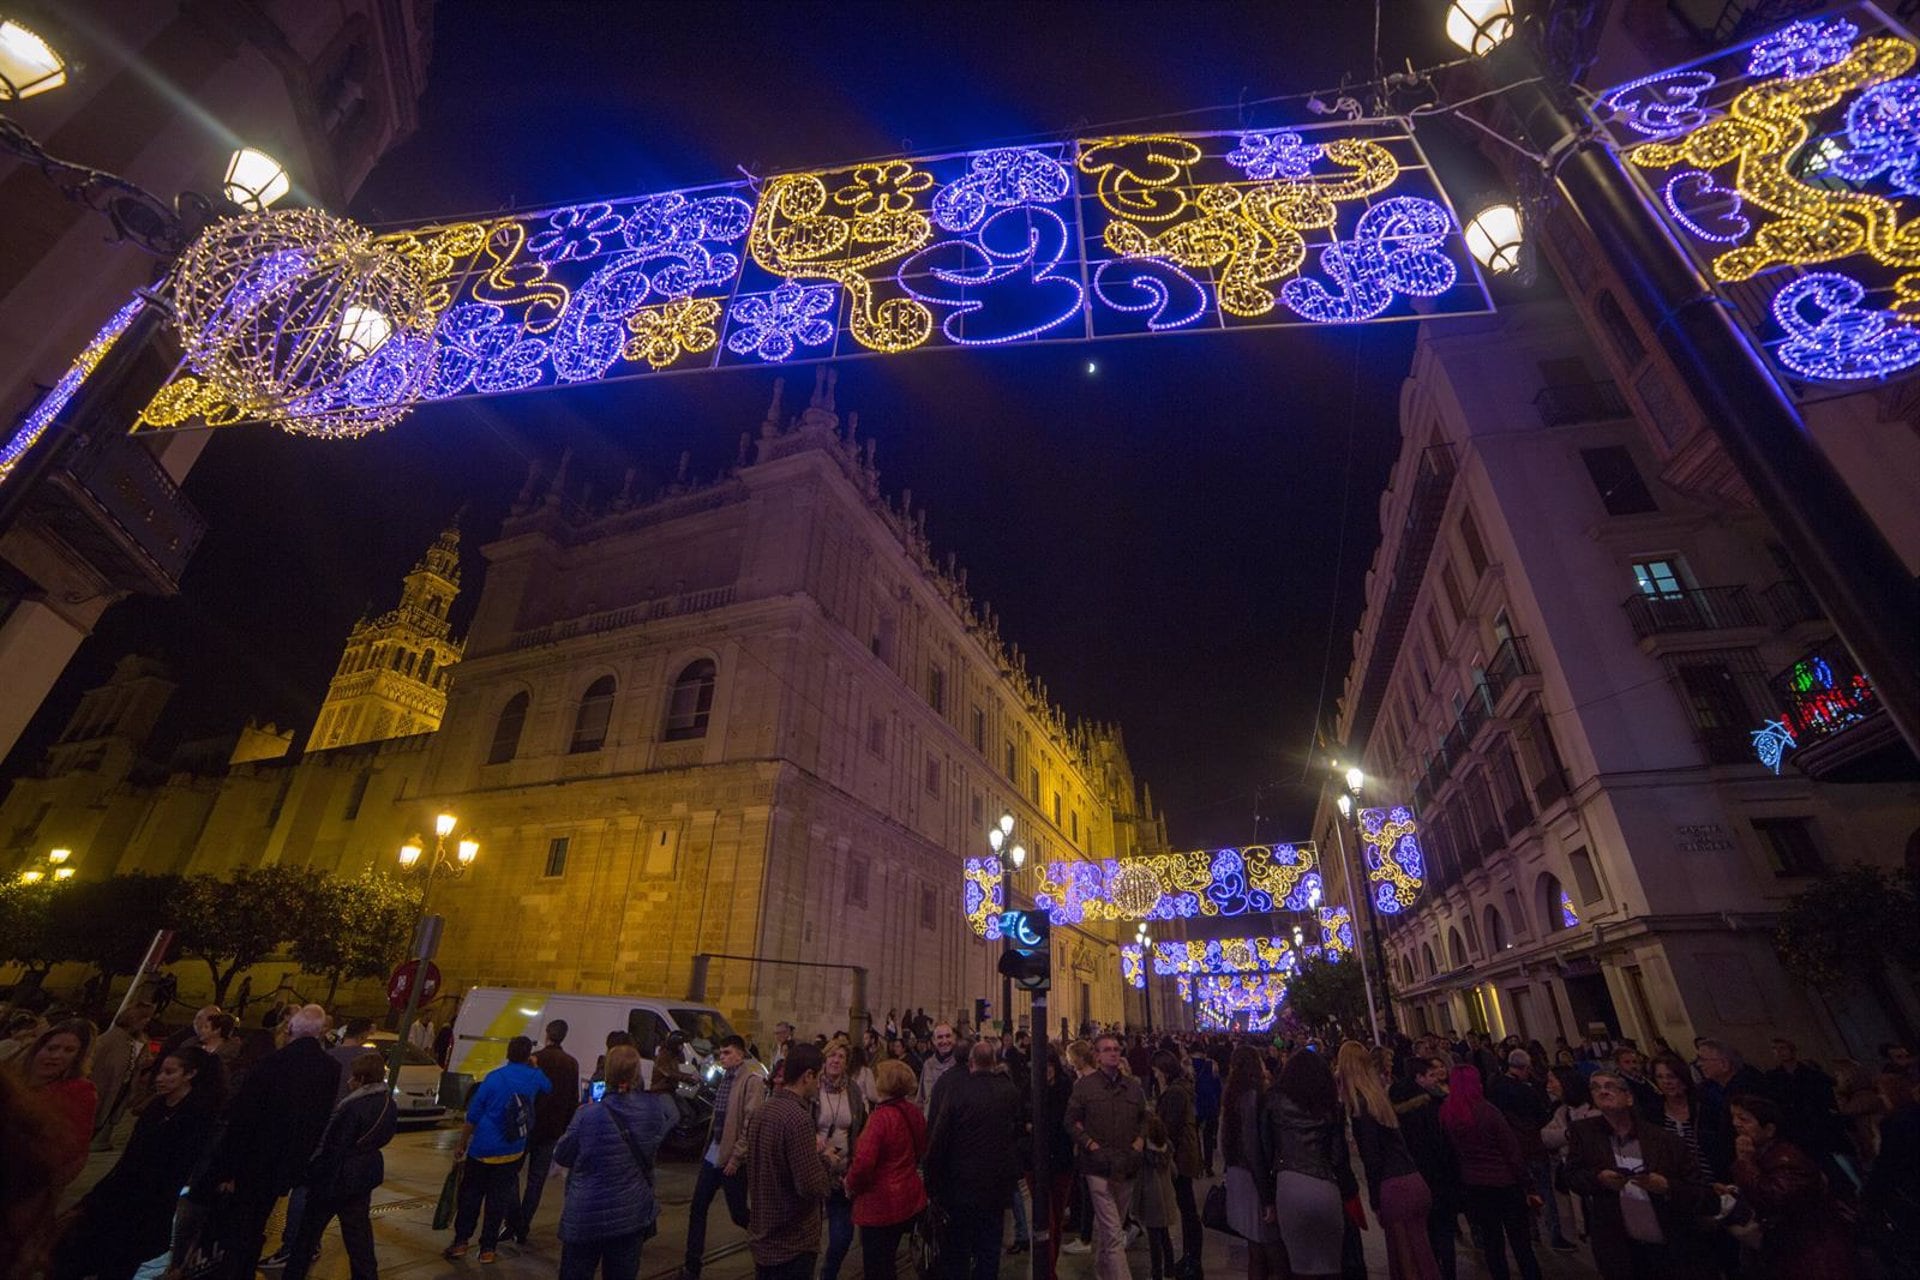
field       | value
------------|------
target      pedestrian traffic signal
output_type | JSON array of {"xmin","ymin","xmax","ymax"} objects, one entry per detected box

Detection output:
[
  {"xmin": 996, "ymin": 908, "xmax": 1051, "ymax": 991},
  {"xmin": 975, "ymin": 997, "xmax": 991, "ymax": 1027}
]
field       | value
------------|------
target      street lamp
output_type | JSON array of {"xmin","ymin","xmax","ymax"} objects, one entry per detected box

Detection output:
[
  {"xmin": 19, "ymin": 846, "xmax": 74, "ymax": 884},
  {"xmin": 0, "ymin": 18, "xmax": 66, "ymax": 100},
  {"xmin": 389, "ymin": 812, "xmax": 478, "ymax": 1088},
  {"xmin": 1135, "ymin": 923, "xmax": 1154, "ymax": 1035},
  {"xmin": 1463, "ymin": 203, "xmax": 1525, "ymax": 276},
  {"xmin": 1442, "ymin": 7, "xmax": 1920, "ymax": 756},
  {"xmin": 221, "ymin": 146, "xmax": 291, "ymax": 212},
  {"xmin": 989, "ymin": 812, "xmax": 1027, "ymax": 1033},
  {"xmin": 1328, "ymin": 767, "xmax": 1388, "ymax": 1042}
]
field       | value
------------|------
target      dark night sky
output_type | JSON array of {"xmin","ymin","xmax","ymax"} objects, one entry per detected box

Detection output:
[{"xmin": 5, "ymin": 2, "xmax": 1477, "ymax": 846}]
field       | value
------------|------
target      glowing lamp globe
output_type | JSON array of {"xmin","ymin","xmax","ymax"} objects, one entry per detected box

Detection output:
[
  {"xmin": 398, "ymin": 840, "xmax": 423, "ymax": 869},
  {"xmin": 1445, "ymin": 0, "xmax": 1516, "ymax": 55},
  {"xmin": 1465, "ymin": 203, "xmax": 1525, "ymax": 275},
  {"xmin": 223, "ymin": 148, "xmax": 292, "ymax": 212},
  {"xmin": 435, "ymin": 812, "xmax": 458, "ymax": 838},
  {"xmin": 1107, "ymin": 861, "xmax": 1164, "ymax": 919},
  {"xmin": 457, "ymin": 838, "xmax": 479, "ymax": 865},
  {"xmin": 0, "ymin": 20, "xmax": 66, "ymax": 99},
  {"xmin": 172, "ymin": 209, "xmax": 436, "ymax": 438}
]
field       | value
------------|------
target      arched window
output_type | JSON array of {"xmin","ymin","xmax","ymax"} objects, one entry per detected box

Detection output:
[
  {"xmin": 570, "ymin": 676, "xmax": 616, "ymax": 754},
  {"xmin": 1421, "ymin": 942, "xmax": 1437, "ymax": 977},
  {"xmin": 1447, "ymin": 928, "xmax": 1467, "ymax": 970},
  {"xmin": 1539, "ymin": 873, "xmax": 1572, "ymax": 931},
  {"xmin": 663, "ymin": 659, "xmax": 717, "ymax": 742},
  {"xmin": 390, "ymin": 648, "xmax": 406, "ymax": 671},
  {"xmin": 487, "ymin": 692, "xmax": 529, "ymax": 765},
  {"xmin": 1485, "ymin": 905, "xmax": 1509, "ymax": 951}
]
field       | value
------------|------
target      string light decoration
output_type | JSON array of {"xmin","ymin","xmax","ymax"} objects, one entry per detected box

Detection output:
[
  {"xmin": 1751, "ymin": 718, "xmax": 1798, "ymax": 772},
  {"xmin": 1176, "ymin": 974, "xmax": 1194, "ymax": 1002},
  {"xmin": 1596, "ymin": 8, "xmax": 1920, "ymax": 392},
  {"xmin": 1033, "ymin": 843, "xmax": 1321, "ymax": 925},
  {"xmin": 122, "ymin": 123, "xmax": 1486, "ymax": 442},
  {"xmin": 170, "ymin": 209, "xmax": 438, "ymax": 438},
  {"xmin": 1559, "ymin": 889, "xmax": 1580, "ymax": 929},
  {"xmin": 1191, "ymin": 974, "xmax": 1289, "ymax": 1032},
  {"xmin": 1358, "ymin": 806, "xmax": 1425, "ymax": 915},
  {"xmin": 1317, "ymin": 904, "xmax": 1355, "ymax": 959},
  {"xmin": 1150, "ymin": 936, "xmax": 1297, "ymax": 976},
  {"xmin": 1750, "ymin": 643, "xmax": 1880, "ymax": 769},
  {"xmin": 964, "ymin": 857, "xmax": 1004, "ymax": 939},
  {"xmin": 1121, "ymin": 943, "xmax": 1146, "ymax": 989},
  {"xmin": 0, "ymin": 295, "xmax": 147, "ymax": 485}
]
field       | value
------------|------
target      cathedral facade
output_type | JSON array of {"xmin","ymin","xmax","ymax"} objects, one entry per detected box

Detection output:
[{"xmin": 2, "ymin": 374, "xmax": 1163, "ymax": 1037}]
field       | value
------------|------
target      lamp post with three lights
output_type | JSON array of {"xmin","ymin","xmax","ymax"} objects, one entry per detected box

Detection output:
[
  {"xmin": 387, "ymin": 812, "xmax": 477, "ymax": 1088},
  {"xmin": 987, "ymin": 811, "xmax": 1026, "ymax": 1033},
  {"xmin": 1333, "ymin": 766, "xmax": 1394, "ymax": 1039}
]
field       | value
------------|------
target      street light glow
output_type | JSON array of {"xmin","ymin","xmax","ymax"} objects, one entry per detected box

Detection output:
[
  {"xmin": 988, "ymin": 827, "xmax": 1005, "ymax": 851},
  {"xmin": 435, "ymin": 812, "xmax": 457, "ymax": 838},
  {"xmin": 222, "ymin": 147, "xmax": 291, "ymax": 212},
  {"xmin": 1345, "ymin": 766, "xmax": 1365, "ymax": 796},
  {"xmin": 998, "ymin": 812, "xmax": 1015, "ymax": 836},
  {"xmin": 1009, "ymin": 843, "xmax": 1026, "ymax": 868},
  {"xmin": 47, "ymin": 847, "xmax": 70, "ymax": 864},
  {"xmin": 338, "ymin": 304, "xmax": 393, "ymax": 362},
  {"xmin": 457, "ymin": 838, "xmax": 479, "ymax": 865},
  {"xmin": 1336, "ymin": 793, "xmax": 1352, "ymax": 819},
  {"xmin": 398, "ymin": 840, "xmax": 423, "ymax": 868},
  {"xmin": 1444, "ymin": 0, "xmax": 1515, "ymax": 55},
  {"xmin": 20, "ymin": 869, "xmax": 43, "ymax": 883},
  {"xmin": 0, "ymin": 20, "xmax": 67, "ymax": 100},
  {"xmin": 52, "ymin": 867, "xmax": 73, "ymax": 880},
  {"xmin": 1464, "ymin": 203, "xmax": 1525, "ymax": 275}
]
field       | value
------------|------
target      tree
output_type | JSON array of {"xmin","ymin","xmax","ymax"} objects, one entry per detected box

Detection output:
[
  {"xmin": 0, "ymin": 878, "xmax": 60, "ymax": 976},
  {"xmin": 1285, "ymin": 955, "xmax": 1377, "ymax": 1040},
  {"xmin": 173, "ymin": 866, "xmax": 328, "ymax": 1005},
  {"xmin": 47, "ymin": 873, "xmax": 183, "ymax": 988},
  {"xmin": 290, "ymin": 873, "xmax": 420, "ymax": 1004},
  {"xmin": 1776, "ymin": 863, "xmax": 1920, "ymax": 991}
]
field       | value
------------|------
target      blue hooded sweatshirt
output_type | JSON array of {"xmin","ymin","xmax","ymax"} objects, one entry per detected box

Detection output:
[{"xmin": 465, "ymin": 1061, "xmax": 552, "ymax": 1159}]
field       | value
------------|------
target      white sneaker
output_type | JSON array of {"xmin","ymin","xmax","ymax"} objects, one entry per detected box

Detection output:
[{"xmin": 1062, "ymin": 1239, "xmax": 1093, "ymax": 1255}]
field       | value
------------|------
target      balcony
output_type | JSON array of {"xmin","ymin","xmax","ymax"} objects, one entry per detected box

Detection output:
[
  {"xmin": 29, "ymin": 437, "xmax": 205, "ymax": 595},
  {"xmin": 1761, "ymin": 638, "xmax": 1913, "ymax": 780},
  {"xmin": 1534, "ymin": 379, "xmax": 1630, "ymax": 428},
  {"xmin": 1762, "ymin": 579, "xmax": 1823, "ymax": 629},
  {"xmin": 1622, "ymin": 585, "xmax": 1762, "ymax": 640},
  {"xmin": 1484, "ymin": 635, "xmax": 1537, "ymax": 705}
]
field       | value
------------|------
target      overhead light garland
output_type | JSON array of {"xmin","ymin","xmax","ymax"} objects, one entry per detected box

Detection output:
[
  {"xmin": 1033, "ymin": 843, "xmax": 1321, "ymax": 925},
  {"xmin": 1192, "ymin": 973, "xmax": 1289, "ymax": 1032},
  {"xmin": 122, "ymin": 120, "xmax": 1487, "ymax": 443},
  {"xmin": 1595, "ymin": 8, "xmax": 1920, "ymax": 392},
  {"xmin": 0, "ymin": 295, "xmax": 147, "ymax": 486}
]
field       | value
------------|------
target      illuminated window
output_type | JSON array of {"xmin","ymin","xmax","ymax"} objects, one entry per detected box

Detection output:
[
  {"xmin": 487, "ymin": 692, "xmax": 528, "ymax": 765},
  {"xmin": 1632, "ymin": 557, "xmax": 1686, "ymax": 596},
  {"xmin": 664, "ymin": 659, "xmax": 716, "ymax": 741},
  {"xmin": 1752, "ymin": 816, "xmax": 1826, "ymax": 877},
  {"xmin": 569, "ymin": 676, "xmax": 615, "ymax": 753},
  {"xmin": 1584, "ymin": 447, "xmax": 1659, "ymax": 516},
  {"xmin": 544, "ymin": 836, "xmax": 570, "ymax": 878}
]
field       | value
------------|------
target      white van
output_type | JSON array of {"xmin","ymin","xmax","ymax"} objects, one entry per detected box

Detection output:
[{"xmin": 447, "ymin": 987, "xmax": 736, "ymax": 1090}]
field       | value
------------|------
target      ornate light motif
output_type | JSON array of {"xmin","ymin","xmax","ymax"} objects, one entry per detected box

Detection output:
[
  {"xmin": 964, "ymin": 857, "xmax": 1004, "ymax": 939},
  {"xmin": 171, "ymin": 209, "xmax": 437, "ymax": 438},
  {"xmin": 1192, "ymin": 974, "xmax": 1289, "ymax": 1032},
  {"xmin": 1034, "ymin": 843, "xmax": 1320, "ymax": 925},
  {"xmin": 128, "ymin": 123, "xmax": 1487, "ymax": 440},
  {"xmin": 1121, "ymin": 943, "xmax": 1146, "ymax": 989},
  {"xmin": 0, "ymin": 295, "xmax": 147, "ymax": 485},
  {"xmin": 1358, "ymin": 806, "xmax": 1425, "ymax": 915},
  {"xmin": 1317, "ymin": 904, "xmax": 1355, "ymax": 959},
  {"xmin": 1150, "ymin": 936, "xmax": 1296, "ymax": 976},
  {"xmin": 1596, "ymin": 9, "xmax": 1920, "ymax": 390}
]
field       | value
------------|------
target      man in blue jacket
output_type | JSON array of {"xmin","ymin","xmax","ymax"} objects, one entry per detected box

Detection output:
[{"xmin": 446, "ymin": 1035, "xmax": 552, "ymax": 1262}]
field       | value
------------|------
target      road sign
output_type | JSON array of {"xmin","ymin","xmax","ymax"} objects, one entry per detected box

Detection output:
[
  {"xmin": 387, "ymin": 959, "xmax": 442, "ymax": 1011},
  {"xmin": 996, "ymin": 908, "xmax": 1051, "ymax": 992}
]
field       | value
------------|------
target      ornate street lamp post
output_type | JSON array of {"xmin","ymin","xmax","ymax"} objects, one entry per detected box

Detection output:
[
  {"xmin": 389, "ymin": 812, "xmax": 477, "ymax": 1087},
  {"xmin": 987, "ymin": 812, "xmax": 1025, "ymax": 1033}
]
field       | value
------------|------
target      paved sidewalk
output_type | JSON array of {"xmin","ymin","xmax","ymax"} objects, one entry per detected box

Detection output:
[{"xmin": 73, "ymin": 1123, "xmax": 1604, "ymax": 1280}]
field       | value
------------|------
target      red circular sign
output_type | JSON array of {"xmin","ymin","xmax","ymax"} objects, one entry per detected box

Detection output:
[{"xmin": 387, "ymin": 959, "xmax": 442, "ymax": 1010}]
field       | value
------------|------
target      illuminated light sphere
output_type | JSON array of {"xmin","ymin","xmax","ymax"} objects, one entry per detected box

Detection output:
[
  {"xmin": 172, "ymin": 209, "xmax": 437, "ymax": 438},
  {"xmin": 0, "ymin": 18, "xmax": 66, "ymax": 98},
  {"xmin": 1106, "ymin": 861, "xmax": 1164, "ymax": 919},
  {"xmin": 223, "ymin": 148, "xmax": 293, "ymax": 212},
  {"xmin": 1464, "ymin": 203, "xmax": 1524, "ymax": 275},
  {"xmin": 1444, "ymin": 0, "xmax": 1515, "ymax": 55}
]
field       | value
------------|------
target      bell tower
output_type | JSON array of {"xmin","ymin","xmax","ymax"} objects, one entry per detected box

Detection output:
[{"xmin": 311, "ymin": 516, "xmax": 466, "ymax": 750}]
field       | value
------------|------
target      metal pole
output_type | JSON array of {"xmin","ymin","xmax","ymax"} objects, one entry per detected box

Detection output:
[
  {"xmin": 1001, "ymin": 862, "xmax": 1014, "ymax": 1036},
  {"xmin": 1483, "ymin": 37, "xmax": 1920, "ymax": 757},
  {"xmin": 110, "ymin": 929, "xmax": 175, "ymax": 1028},
  {"xmin": 1029, "ymin": 987, "xmax": 1053, "ymax": 1280},
  {"xmin": 1330, "ymin": 818, "xmax": 1383, "ymax": 1043},
  {"xmin": 386, "ymin": 912, "xmax": 442, "ymax": 1090}
]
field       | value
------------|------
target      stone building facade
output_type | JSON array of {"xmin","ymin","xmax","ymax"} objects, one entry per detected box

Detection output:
[{"xmin": 2, "ymin": 374, "xmax": 1163, "ymax": 1038}]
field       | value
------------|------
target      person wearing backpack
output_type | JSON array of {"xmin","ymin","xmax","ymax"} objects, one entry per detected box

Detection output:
[
  {"xmin": 552, "ymin": 1044, "xmax": 678, "ymax": 1280},
  {"xmin": 447, "ymin": 1035, "xmax": 552, "ymax": 1263}
]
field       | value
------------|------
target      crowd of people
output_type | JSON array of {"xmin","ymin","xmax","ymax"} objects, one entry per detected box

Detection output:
[{"xmin": 6, "ymin": 996, "xmax": 1920, "ymax": 1280}]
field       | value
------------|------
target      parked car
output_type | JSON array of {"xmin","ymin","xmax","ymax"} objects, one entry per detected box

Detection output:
[{"xmin": 360, "ymin": 1030, "xmax": 447, "ymax": 1124}]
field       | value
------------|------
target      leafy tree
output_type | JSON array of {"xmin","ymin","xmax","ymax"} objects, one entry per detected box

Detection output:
[
  {"xmin": 0, "ymin": 878, "xmax": 60, "ymax": 975},
  {"xmin": 291, "ymin": 873, "xmax": 421, "ymax": 1004},
  {"xmin": 47, "ymin": 873, "xmax": 183, "ymax": 987},
  {"xmin": 1776, "ymin": 863, "xmax": 1920, "ymax": 992},
  {"xmin": 173, "ymin": 866, "xmax": 328, "ymax": 1005},
  {"xmin": 1285, "ymin": 954, "xmax": 1378, "ymax": 1040}
]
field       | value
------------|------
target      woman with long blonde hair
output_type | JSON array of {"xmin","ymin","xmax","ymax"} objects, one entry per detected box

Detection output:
[{"xmin": 1334, "ymin": 1041, "xmax": 1440, "ymax": 1280}]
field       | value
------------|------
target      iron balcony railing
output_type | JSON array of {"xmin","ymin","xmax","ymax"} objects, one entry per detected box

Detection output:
[
  {"xmin": 1534, "ymin": 379, "xmax": 1631, "ymax": 428},
  {"xmin": 1762, "ymin": 579, "xmax": 1823, "ymax": 628},
  {"xmin": 1485, "ymin": 636, "xmax": 1537, "ymax": 702},
  {"xmin": 1622, "ymin": 585, "xmax": 1762, "ymax": 639}
]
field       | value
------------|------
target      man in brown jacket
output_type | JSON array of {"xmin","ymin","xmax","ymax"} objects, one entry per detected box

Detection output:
[
  {"xmin": 1067, "ymin": 1034, "xmax": 1147, "ymax": 1280},
  {"xmin": 1563, "ymin": 1069, "xmax": 1718, "ymax": 1280},
  {"xmin": 747, "ymin": 1042, "xmax": 833, "ymax": 1280}
]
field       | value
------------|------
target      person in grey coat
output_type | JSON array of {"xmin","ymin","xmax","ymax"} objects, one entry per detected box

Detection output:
[
  {"xmin": 554, "ymin": 1045, "xmax": 677, "ymax": 1280},
  {"xmin": 285, "ymin": 1053, "xmax": 399, "ymax": 1280}
]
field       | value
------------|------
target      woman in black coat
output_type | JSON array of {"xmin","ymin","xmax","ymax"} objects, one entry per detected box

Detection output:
[
  {"xmin": 285, "ymin": 1052, "xmax": 398, "ymax": 1280},
  {"xmin": 53, "ymin": 1046, "xmax": 224, "ymax": 1280}
]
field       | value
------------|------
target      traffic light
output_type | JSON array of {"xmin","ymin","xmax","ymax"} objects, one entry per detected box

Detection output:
[
  {"xmin": 995, "ymin": 908, "xmax": 1051, "ymax": 991},
  {"xmin": 974, "ymin": 997, "xmax": 991, "ymax": 1028}
]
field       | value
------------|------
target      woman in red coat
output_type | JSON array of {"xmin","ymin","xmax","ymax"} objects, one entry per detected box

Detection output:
[
  {"xmin": 844, "ymin": 1058, "xmax": 929, "ymax": 1280},
  {"xmin": 10, "ymin": 1019, "xmax": 98, "ymax": 1190}
]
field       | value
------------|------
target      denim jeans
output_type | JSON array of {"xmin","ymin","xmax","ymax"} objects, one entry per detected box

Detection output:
[
  {"xmin": 821, "ymin": 1191, "xmax": 855, "ymax": 1280},
  {"xmin": 559, "ymin": 1228, "xmax": 646, "ymax": 1280},
  {"xmin": 684, "ymin": 1159, "xmax": 750, "ymax": 1275},
  {"xmin": 517, "ymin": 1138, "xmax": 559, "ymax": 1240},
  {"xmin": 1528, "ymin": 1158, "xmax": 1566, "ymax": 1244},
  {"xmin": 942, "ymin": 1207, "xmax": 1004, "ymax": 1280}
]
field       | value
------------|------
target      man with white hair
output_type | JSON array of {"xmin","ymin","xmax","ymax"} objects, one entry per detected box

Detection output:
[{"xmin": 197, "ymin": 1003, "xmax": 342, "ymax": 1275}]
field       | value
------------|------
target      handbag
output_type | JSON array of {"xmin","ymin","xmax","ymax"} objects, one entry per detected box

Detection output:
[
  {"xmin": 910, "ymin": 1201, "xmax": 947, "ymax": 1279},
  {"xmin": 432, "ymin": 1161, "xmax": 463, "ymax": 1231},
  {"xmin": 1202, "ymin": 1181, "xmax": 1233, "ymax": 1234}
]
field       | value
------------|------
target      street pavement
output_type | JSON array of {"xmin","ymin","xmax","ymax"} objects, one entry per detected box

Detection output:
[{"xmin": 73, "ymin": 1120, "xmax": 1603, "ymax": 1280}]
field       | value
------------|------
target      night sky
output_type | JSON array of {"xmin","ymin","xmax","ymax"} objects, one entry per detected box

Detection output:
[{"xmin": 6, "ymin": 3, "xmax": 1479, "ymax": 846}]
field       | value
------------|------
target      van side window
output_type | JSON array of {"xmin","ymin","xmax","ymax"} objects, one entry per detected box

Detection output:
[{"xmin": 628, "ymin": 1010, "xmax": 670, "ymax": 1058}]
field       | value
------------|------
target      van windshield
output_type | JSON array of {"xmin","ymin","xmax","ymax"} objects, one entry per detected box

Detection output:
[{"xmin": 670, "ymin": 1008, "xmax": 734, "ymax": 1052}]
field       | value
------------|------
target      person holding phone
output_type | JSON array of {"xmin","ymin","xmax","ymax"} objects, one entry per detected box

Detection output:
[{"xmin": 1563, "ymin": 1069, "xmax": 1717, "ymax": 1280}]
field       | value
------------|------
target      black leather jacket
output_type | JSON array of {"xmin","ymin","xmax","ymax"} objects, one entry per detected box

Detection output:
[{"xmin": 1255, "ymin": 1093, "xmax": 1358, "ymax": 1202}]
